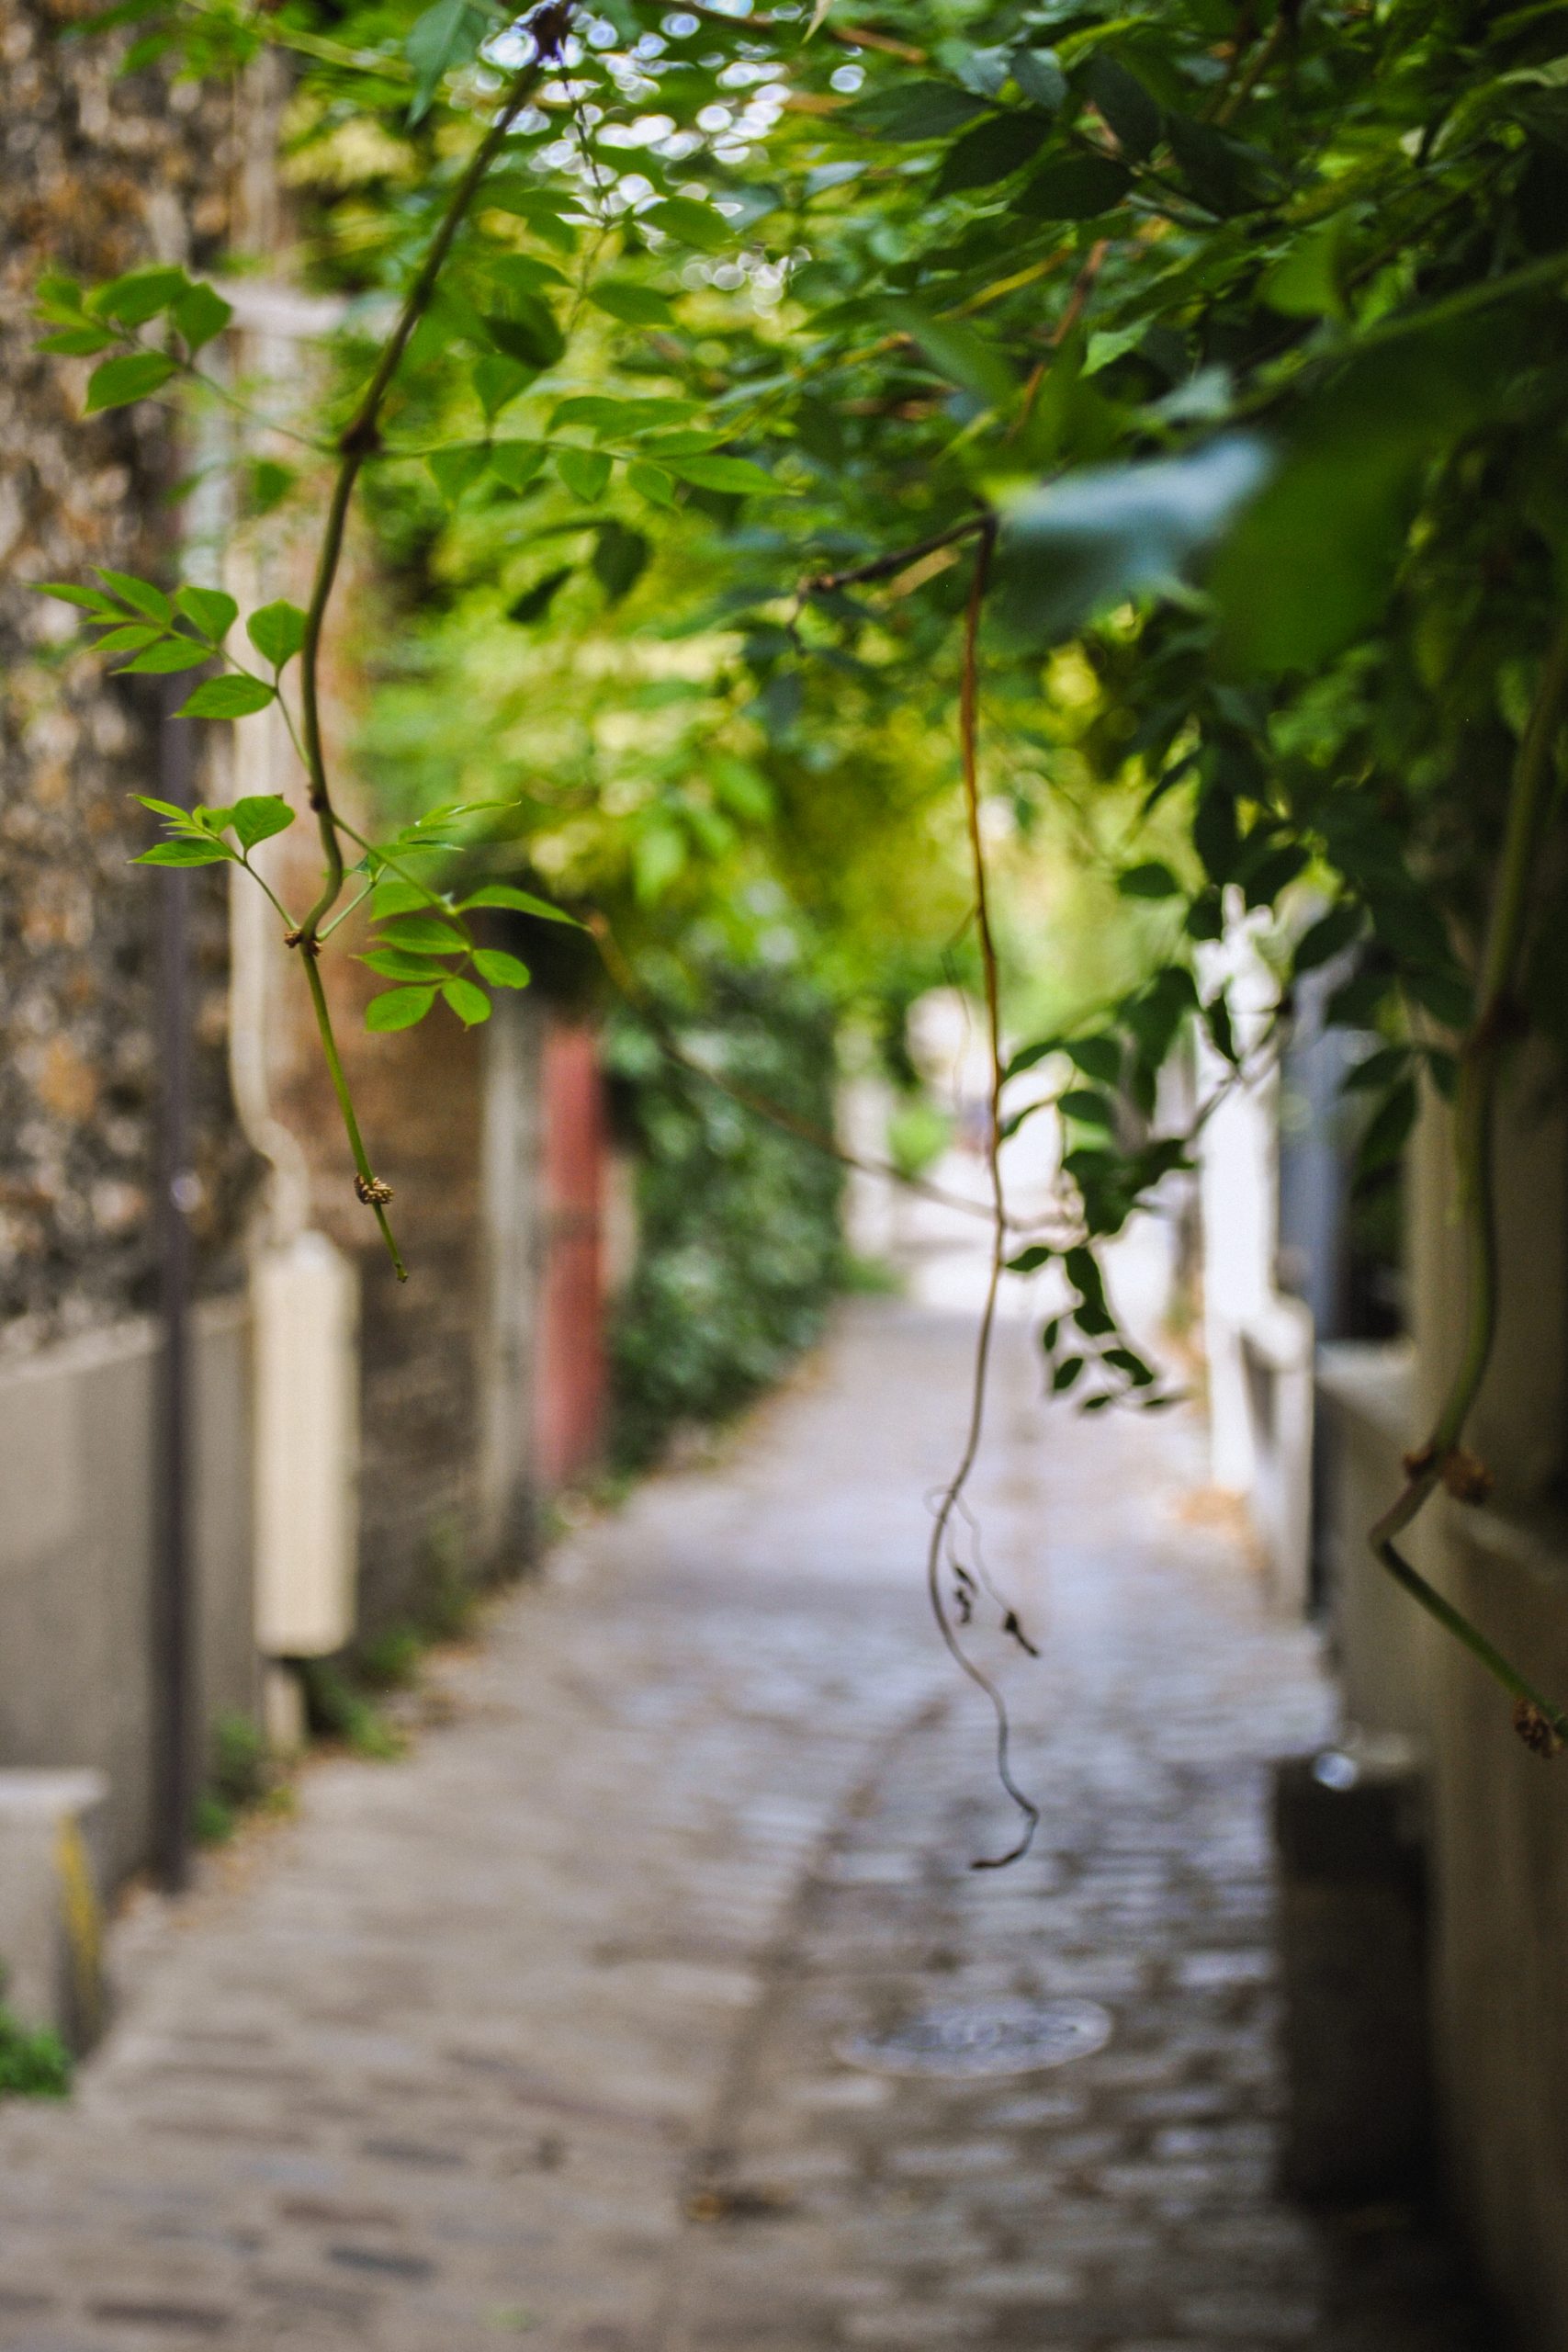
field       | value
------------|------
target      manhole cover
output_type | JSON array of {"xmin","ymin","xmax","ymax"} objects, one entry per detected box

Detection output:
[{"xmin": 836, "ymin": 1996, "xmax": 1112, "ymax": 2080}]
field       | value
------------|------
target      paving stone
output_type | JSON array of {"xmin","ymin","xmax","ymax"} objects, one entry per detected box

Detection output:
[{"xmin": 0, "ymin": 1296, "xmax": 1499, "ymax": 2352}]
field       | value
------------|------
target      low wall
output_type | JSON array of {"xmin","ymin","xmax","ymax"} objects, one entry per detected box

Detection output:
[
  {"xmin": 1428, "ymin": 1508, "xmax": 1568, "ymax": 2352},
  {"xmin": 1317, "ymin": 1342, "xmax": 1568, "ymax": 2348},
  {"xmin": 0, "ymin": 1303, "xmax": 255, "ymax": 1886}
]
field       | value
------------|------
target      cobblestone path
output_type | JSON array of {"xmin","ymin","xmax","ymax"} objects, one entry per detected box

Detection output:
[{"xmin": 0, "ymin": 1295, "xmax": 1490, "ymax": 2351}]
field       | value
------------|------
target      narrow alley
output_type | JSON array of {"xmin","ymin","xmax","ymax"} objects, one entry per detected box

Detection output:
[{"xmin": 0, "ymin": 1269, "xmax": 1488, "ymax": 2351}]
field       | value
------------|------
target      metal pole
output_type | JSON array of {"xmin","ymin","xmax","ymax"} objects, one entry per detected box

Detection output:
[{"xmin": 153, "ymin": 678, "xmax": 197, "ymax": 1894}]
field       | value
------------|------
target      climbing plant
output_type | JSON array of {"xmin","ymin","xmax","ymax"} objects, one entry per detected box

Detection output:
[
  {"xmin": 32, "ymin": 0, "xmax": 1568, "ymax": 1829},
  {"xmin": 606, "ymin": 957, "xmax": 844, "ymax": 1465}
]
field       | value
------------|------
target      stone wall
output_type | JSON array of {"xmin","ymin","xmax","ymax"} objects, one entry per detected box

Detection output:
[
  {"xmin": 0, "ymin": 0, "xmax": 253, "ymax": 1349},
  {"xmin": 0, "ymin": 1300, "xmax": 255, "ymax": 1883},
  {"xmin": 1317, "ymin": 1075, "xmax": 1568, "ymax": 2348}
]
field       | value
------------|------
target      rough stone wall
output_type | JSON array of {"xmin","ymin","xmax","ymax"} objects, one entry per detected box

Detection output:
[{"xmin": 0, "ymin": 0, "xmax": 253, "ymax": 1351}]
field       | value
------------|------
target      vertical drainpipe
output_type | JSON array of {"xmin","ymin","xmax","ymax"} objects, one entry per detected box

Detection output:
[{"xmin": 152, "ymin": 677, "xmax": 197, "ymax": 1894}]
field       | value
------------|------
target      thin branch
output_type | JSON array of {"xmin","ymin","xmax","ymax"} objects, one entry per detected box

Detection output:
[
  {"xmin": 1369, "ymin": 614, "xmax": 1568, "ymax": 1751},
  {"xmin": 301, "ymin": 948, "xmax": 408, "ymax": 1281},
  {"xmin": 296, "ymin": 4, "xmax": 577, "ymax": 950},
  {"xmin": 1213, "ymin": 9, "xmax": 1288, "ymax": 126},
  {"xmin": 800, "ymin": 512, "xmax": 992, "ymax": 598},
  {"xmin": 237, "ymin": 854, "xmax": 298, "ymax": 931}
]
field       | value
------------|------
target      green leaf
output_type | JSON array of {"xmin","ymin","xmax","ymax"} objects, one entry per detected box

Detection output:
[
  {"xmin": 666, "ymin": 454, "xmax": 775, "ymax": 495},
  {"xmin": 1166, "ymin": 115, "xmax": 1270, "ymax": 217},
  {"xmin": 473, "ymin": 355, "xmax": 536, "ymax": 419},
  {"xmin": 442, "ymin": 976, "xmax": 491, "ymax": 1025},
  {"xmin": 1010, "ymin": 46, "xmax": 1067, "ymax": 110},
  {"xmin": 996, "ymin": 436, "xmax": 1270, "ymax": 640},
  {"xmin": 479, "ymin": 181, "xmax": 579, "ymax": 250},
  {"xmin": 39, "ymin": 325, "xmax": 117, "ymax": 356},
  {"xmin": 1294, "ymin": 901, "xmax": 1363, "ymax": 974},
  {"xmin": 428, "ymin": 443, "xmax": 489, "ymax": 503},
  {"xmin": 484, "ymin": 298, "xmax": 564, "ymax": 370},
  {"xmin": 1066, "ymin": 1035, "xmax": 1121, "ymax": 1084},
  {"xmin": 1118, "ymin": 860, "xmax": 1180, "ymax": 899},
  {"xmin": 134, "ymin": 795, "xmax": 200, "ymax": 823},
  {"xmin": 1015, "ymin": 155, "xmax": 1131, "ymax": 220},
  {"xmin": 1357, "ymin": 1080, "xmax": 1418, "ymax": 1176},
  {"xmin": 231, "ymin": 795, "xmax": 295, "ymax": 850},
  {"xmin": 361, "ymin": 949, "xmax": 447, "ymax": 982},
  {"xmin": 557, "ymin": 447, "xmax": 613, "ymax": 503},
  {"xmin": 1404, "ymin": 966, "xmax": 1472, "ymax": 1030},
  {"xmin": 1082, "ymin": 56, "xmax": 1162, "ymax": 159},
  {"xmin": 1212, "ymin": 328, "xmax": 1504, "ymax": 673},
  {"xmin": 366, "ymin": 986, "xmax": 438, "ymax": 1032},
  {"xmin": 637, "ymin": 429, "xmax": 715, "ymax": 458},
  {"xmin": 936, "ymin": 111, "xmax": 1050, "ymax": 194},
  {"xmin": 1004, "ymin": 1035, "xmax": 1059, "ymax": 1078},
  {"xmin": 588, "ymin": 279, "xmax": 677, "ymax": 327},
  {"xmin": 1343, "ymin": 1046, "xmax": 1410, "ymax": 1096},
  {"xmin": 457, "ymin": 883, "xmax": 581, "ymax": 924},
  {"xmin": 490, "ymin": 254, "xmax": 570, "ymax": 298},
  {"xmin": 508, "ymin": 568, "xmax": 572, "ymax": 625},
  {"xmin": 88, "ymin": 266, "xmax": 187, "ymax": 325},
  {"xmin": 1262, "ymin": 220, "xmax": 1348, "ymax": 322},
  {"xmin": 592, "ymin": 522, "xmax": 650, "ymax": 605},
  {"xmin": 89, "ymin": 624, "xmax": 162, "ymax": 656},
  {"xmin": 246, "ymin": 459, "xmax": 296, "ymax": 517},
  {"xmin": 176, "ymin": 673, "xmax": 276, "ymax": 719},
  {"xmin": 246, "ymin": 601, "xmax": 308, "ymax": 669},
  {"xmin": 1006, "ymin": 1243, "xmax": 1054, "ymax": 1272},
  {"xmin": 1065, "ymin": 1244, "xmax": 1108, "ymax": 1311},
  {"xmin": 1084, "ymin": 325, "xmax": 1145, "ymax": 377},
  {"xmin": 1185, "ymin": 888, "xmax": 1224, "ymax": 942},
  {"xmin": 1058, "ymin": 1087, "xmax": 1114, "ymax": 1125},
  {"xmin": 135, "ymin": 837, "xmax": 236, "ymax": 865},
  {"xmin": 472, "ymin": 947, "xmax": 531, "ymax": 988},
  {"xmin": 490, "ymin": 439, "xmax": 547, "ymax": 491},
  {"xmin": 1243, "ymin": 842, "xmax": 1308, "ymax": 907},
  {"xmin": 405, "ymin": 0, "xmax": 487, "ymax": 123},
  {"xmin": 628, "ymin": 461, "xmax": 677, "ymax": 508},
  {"xmin": 884, "ymin": 301, "xmax": 1014, "ymax": 409},
  {"xmin": 848, "ymin": 80, "xmax": 988, "ymax": 141},
  {"xmin": 84, "ymin": 350, "xmax": 177, "ymax": 413},
  {"xmin": 93, "ymin": 568, "xmax": 170, "ymax": 622},
  {"xmin": 375, "ymin": 915, "xmax": 468, "ymax": 955},
  {"xmin": 942, "ymin": 40, "xmax": 1010, "ymax": 97},
  {"xmin": 371, "ymin": 878, "xmax": 445, "ymax": 918},
  {"xmin": 34, "ymin": 272, "xmax": 83, "ymax": 310},
  {"xmin": 1105, "ymin": 1345, "xmax": 1156, "ymax": 1386},
  {"xmin": 644, "ymin": 197, "xmax": 731, "ymax": 254},
  {"xmin": 115, "ymin": 637, "xmax": 210, "ymax": 673},
  {"xmin": 171, "ymin": 281, "xmax": 232, "ymax": 352},
  {"xmin": 37, "ymin": 582, "xmax": 120, "ymax": 616},
  {"xmin": 1052, "ymin": 1354, "xmax": 1085, "ymax": 1393},
  {"xmin": 175, "ymin": 584, "xmax": 237, "ymax": 642}
]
